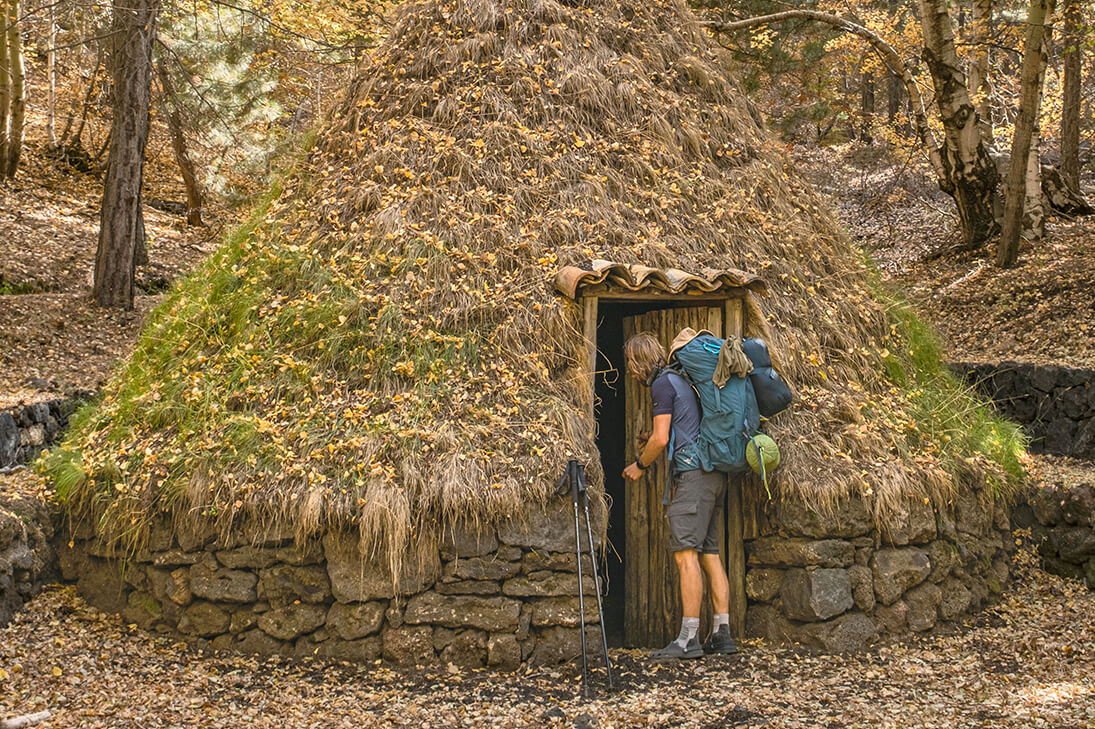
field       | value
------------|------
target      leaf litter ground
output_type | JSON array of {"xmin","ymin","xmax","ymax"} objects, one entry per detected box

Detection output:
[{"xmin": 0, "ymin": 536, "xmax": 1092, "ymax": 728}]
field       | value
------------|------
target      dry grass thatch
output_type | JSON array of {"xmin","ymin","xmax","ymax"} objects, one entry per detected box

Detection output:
[{"xmin": 46, "ymin": 0, "xmax": 1025, "ymax": 573}]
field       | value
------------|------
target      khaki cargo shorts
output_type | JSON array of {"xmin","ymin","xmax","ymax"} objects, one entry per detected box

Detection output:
[{"xmin": 665, "ymin": 469, "xmax": 726, "ymax": 554}]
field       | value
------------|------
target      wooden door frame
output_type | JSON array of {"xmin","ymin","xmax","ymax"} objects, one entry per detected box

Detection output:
[{"xmin": 583, "ymin": 292, "xmax": 749, "ymax": 640}]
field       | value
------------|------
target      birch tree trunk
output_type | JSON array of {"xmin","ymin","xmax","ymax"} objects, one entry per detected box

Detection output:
[
  {"xmin": 1059, "ymin": 0, "xmax": 1083, "ymax": 191},
  {"xmin": 94, "ymin": 0, "xmax": 161, "ymax": 309},
  {"xmin": 997, "ymin": 0, "xmax": 1056, "ymax": 268},
  {"xmin": 917, "ymin": 0, "xmax": 1001, "ymax": 248},
  {"xmin": 47, "ymin": 0, "xmax": 56, "ymax": 148},
  {"xmin": 0, "ymin": 0, "xmax": 9, "ymax": 168},
  {"xmin": 968, "ymin": 0, "xmax": 994, "ymax": 144},
  {"xmin": 5, "ymin": 0, "xmax": 23, "ymax": 176}
]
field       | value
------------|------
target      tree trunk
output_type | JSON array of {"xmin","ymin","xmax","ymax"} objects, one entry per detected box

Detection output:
[
  {"xmin": 156, "ymin": 61, "xmax": 204, "ymax": 226},
  {"xmin": 887, "ymin": 71, "xmax": 902, "ymax": 124},
  {"xmin": 968, "ymin": 0, "xmax": 994, "ymax": 144},
  {"xmin": 861, "ymin": 71, "xmax": 875, "ymax": 143},
  {"xmin": 917, "ymin": 0, "xmax": 1001, "ymax": 247},
  {"xmin": 47, "ymin": 0, "xmax": 55, "ymax": 147},
  {"xmin": 5, "ymin": 0, "xmax": 23, "ymax": 177},
  {"xmin": 0, "ymin": 0, "xmax": 9, "ymax": 170},
  {"xmin": 1059, "ymin": 0, "xmax": 1083, "ymax": 191},
  {"xmin": 93, "ymin": 0, "xmax": 161, "ymax": 309},
  {"xmin": 997, "ymin": 0, "xmax": 1056, "ymax": 268}
]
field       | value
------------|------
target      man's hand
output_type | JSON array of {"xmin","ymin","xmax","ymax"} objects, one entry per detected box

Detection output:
[{"xmin": 623, "ymin": 461, "xmax": 644, "ymax": 481}]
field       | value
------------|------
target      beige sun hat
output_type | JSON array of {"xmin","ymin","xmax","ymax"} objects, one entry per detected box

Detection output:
[{"xmin": 668, "ymin": 327, "xmax": 714, "ymax": 360}]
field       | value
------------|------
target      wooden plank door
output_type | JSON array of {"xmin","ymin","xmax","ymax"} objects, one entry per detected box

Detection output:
[{"xmin": 623, "ymin": 306, "xmax": 726, "ymax": 648}]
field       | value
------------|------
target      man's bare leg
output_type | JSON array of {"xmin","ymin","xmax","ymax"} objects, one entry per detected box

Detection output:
[
  {"xmin": 674, "ymin": 549, "xmax": 703, "ymax": 618},
  {"xmin": 701, "ymin": 553, "xmax": 730, "ymax": 615}
]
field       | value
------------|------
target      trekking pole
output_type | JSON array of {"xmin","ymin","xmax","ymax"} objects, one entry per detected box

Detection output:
[
  {"xmin": 560, "ymin": 459, "xmax": 591, "ymax": 699},
  {"xmin": 569, "ymin": 459, "xmax": 586, "ymax": 700},
  {"xmin": 576, "ymin": 463, "xmax": 614, "ymax": 691}
]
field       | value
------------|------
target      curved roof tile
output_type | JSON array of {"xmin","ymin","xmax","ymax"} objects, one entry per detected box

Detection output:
[{"xmin": 555, "ymin": 260, "xmax": 765, "ymax": 299}]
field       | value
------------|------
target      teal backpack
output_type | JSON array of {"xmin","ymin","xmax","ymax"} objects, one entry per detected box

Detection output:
[{"xmin": 670, "ymin": 333, "xmax": 761, "ymax": 474}]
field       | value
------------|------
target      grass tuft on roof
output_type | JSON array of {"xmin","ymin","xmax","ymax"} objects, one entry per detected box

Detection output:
[{"xmin": 45, "ymin": 0, "xmax": 1025, "ymax": 570}]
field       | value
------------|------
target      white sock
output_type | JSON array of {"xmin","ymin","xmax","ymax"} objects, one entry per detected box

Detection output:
[
  {"xmin": 713, "ymin": 613, "xmax": 730, "ymax": 632},
  {"xmin": 677, "ymin": 617, "xmax": 700, "ymax": 649}
]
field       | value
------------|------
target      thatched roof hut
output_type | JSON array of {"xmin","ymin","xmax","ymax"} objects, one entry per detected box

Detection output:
[{"xmin": 49, "ymin": 0, "xmax": 1025, "ymax": 661}]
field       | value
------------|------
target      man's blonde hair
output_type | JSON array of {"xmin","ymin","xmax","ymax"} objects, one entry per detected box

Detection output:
[{"xmin": 624, "ymin": 333, "xmax": 666, "ymax": 381}]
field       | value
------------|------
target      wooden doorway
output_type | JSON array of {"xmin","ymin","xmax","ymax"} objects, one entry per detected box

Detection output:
[{"xmin": 595, "ymin": 303, "xmax": 747, "ymax": 648}]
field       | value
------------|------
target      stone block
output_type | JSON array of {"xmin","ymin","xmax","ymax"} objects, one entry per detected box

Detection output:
[
  {"xmin": 927, "ymin": 541, "xmax": 960, "ymax": 583},
  {"xmin": 274, "ymin": 541, "xmax": 324, "ymax": 565},
  {"xmin": 522, "ymin": 551, "xmax": 592, "ymax": 574},
  {"xmin": 745, "ymin": 568, "xmax": 784, "ymax": 602},
  {"xmin": 885, "ymin": 498, "xmax": 937, "ymax": 546},
  {"xmin": 955, "ymin": 488, "xmax": 994, "ymax": 536},
  {"xmin": 216, "ymin": 546, "xmax": 279, "ymax": 570},
  {"xmin": 529, "ymin": 626, "xmax": 602, "ymax": 666},
  {"xmin": 873, "ymin": 600, "xmax": 908, "ymax": 634},
  {"xmin": 796, "ymin": 612, "xmax": 878, "ymax": 653},
  {"xmin": 1049, "ymin": 527, "xmax": 1095, "ymax": 564},
  {"xmin": 770, "ymin": 497, "xmax": 871, "ymax": 539},
  {"xmin": 237, "ymin": 628, "xmax": 288, "ymax": 655},
  {"xmin": 178, "ymin": 601, "xmax": 230, "ymax": 636},
  {"xmin": 530, "ymin": 597, "xmax": 601, "ymax": 627},
  {"xmin": 121, "ymin": 590, "xmax": 163, "ymax": 629},
  {"xmin": 258, "ymin": 603, "xmax": 327, "ymax": 641},
  {"xmin": 439, "ymin": 522, "xmax": 498, "ymax": 560},
  {"xmin": 442, "ymin": 556, "xmax": 520, "ymax": 581},
  {"xmin": 229, "ymin": 607, "xmax": 262, "ymax": 634},
  {"xmin": 904, "ymin": 582, "xmax": 942, "ymax": 632},
  {"xmin": 382, "ymin": 625, "xmax": 435, "ymax": 665},
  {"xmin": 939, "ymin": 577, "xmax": 971, "ymax": 620},
  {"xmin": 327, "ymin": 602, "xmax": 386, "ymax": 640},
  {"xmin": 313, "ymin": 636, "xmax": 382, "ymax": 663},
  {"xmin": 147, "ymin": 567, "xmax": 192, "ymax": 606},
  {"xmin": 323, "ymin": 532, "xmax": 439, "ymax": 602},
  {"xmin": 743, "ymin": 603, "xmax": 796, "ymax": 643},
  {"xmin": 848, "ymin": 565, "xmax": 875, "ymax": 612},
  {"xmin": 487, "ymin": 634, "xmax": 522, "ymax": 670},
  {"xmin": 436, "ymin": 580, "xmax": 501, "ymax": 596},
  {"xmin": 439, "ymin": 629, "xmax": 487, "ymax": 668},
  {"xmin": 258, "ymin": 564, "xmax": 331, "ymax": 604},
  {"xmin": 780, "ymin": 568, "xmax": 852, "ymax": 622},
  {"xmin": 190, "ymin": 559, "xmax": 258, "ymax": 603},
  {"xmin": 404, "ymin": 592, "xmax": 521, "ymax": 631},
  {"xmin": 871, "ymin": 548, "xmax": 931, "ymax": 605},
  {"xmin": 76, "ymin": 556, "xmax": 128, "ymax": 614},
  {"xmin": 497, "ymin": 504, "xmax": 601, "ymax": 553},
  {"xmin": 502, "ymin": 571, "xmax": 596, "ymax": 598},
  {"xmin": 747, "ymin": 538, "xmax": 854, "ymax": 568}
]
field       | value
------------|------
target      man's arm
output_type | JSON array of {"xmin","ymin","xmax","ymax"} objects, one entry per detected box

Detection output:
[{"xmin": 623, "ymin": 413, "xmax": 671, "ymax": 481}]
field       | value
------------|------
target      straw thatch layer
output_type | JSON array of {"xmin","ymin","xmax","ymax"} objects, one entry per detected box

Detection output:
[{"xmin": 49, "ymin": 0, "xmax": 1022, "ymax": 573}]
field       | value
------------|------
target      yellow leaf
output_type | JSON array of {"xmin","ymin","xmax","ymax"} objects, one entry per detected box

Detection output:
[{"xmin": 52, "ymin": 666, "xmax": 63, "ymax": 676}]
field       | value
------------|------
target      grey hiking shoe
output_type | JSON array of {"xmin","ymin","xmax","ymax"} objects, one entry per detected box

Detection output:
[
  {"xmin": 703, "ymin": 626, "xmax": 738, "ymax": 655},
  {"xmin": 650, "ymin": 637, "xmax": 703, "ymax": 660}
]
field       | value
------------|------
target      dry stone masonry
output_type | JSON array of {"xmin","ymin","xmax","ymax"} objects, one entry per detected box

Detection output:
[
  {"xmin": 0, "ymin": 395, "xmax": 86, "ymax": 470},
  {"xmin": 743, "ymin": 471, "xmax": 1013, "ymax": 651},
  {"xmin": 0, "ymin": 493, "xmax": 54, "ymax": 626},
  {"xmin": 1020, "ymin": 478, "xmax": 1095, "ymax": 588},
  {"xmin": 953, "ymin": 362, "xmax": 1095, "ymax": 458},
  {"xmin": 57, "ymin": 503, "xmax": 605, "ymax": 669}
]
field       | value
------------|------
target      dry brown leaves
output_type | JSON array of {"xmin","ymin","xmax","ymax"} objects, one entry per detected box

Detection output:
[
  {"xmin": 0, "ymin": 150, "xmax": 222, "ymax": 402},
  {"xmin": 1, "ymin": 537, "xmax": 1093, "ymax": 729}
]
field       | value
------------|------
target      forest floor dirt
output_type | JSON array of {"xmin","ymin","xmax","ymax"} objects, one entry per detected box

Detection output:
[
  {"xmin": 1, "ymin": 144, "xmax": 1094, "ymax": 727},
  {"xmin": 0, "ymin": 148, "xmax": 222, "ymax": 409},
  {"xmin": 0, "ymin": 528, "xmax": 1091, "ymax": 729}
]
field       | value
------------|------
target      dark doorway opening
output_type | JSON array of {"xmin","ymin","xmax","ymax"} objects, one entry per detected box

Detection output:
[{"xmin": 595, "ymin": 299, "xmax": 701, "ymax": 647}]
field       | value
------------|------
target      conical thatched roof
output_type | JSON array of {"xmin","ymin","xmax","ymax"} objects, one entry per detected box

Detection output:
[{"xmin": 49, "ymin": 0, "xmax": 1024, "ymax": 568}]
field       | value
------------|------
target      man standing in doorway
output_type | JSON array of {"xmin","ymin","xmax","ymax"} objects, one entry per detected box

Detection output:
[{"xmin": 622, "ymin": 332, "xmax": 737, "ymax": 659}]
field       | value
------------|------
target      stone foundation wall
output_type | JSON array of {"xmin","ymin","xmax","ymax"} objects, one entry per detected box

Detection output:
[
  {"xmin": 0, "ymin": 493, "xmax": 55, "ymax": 626},
  {"xmin": 56, "ymin": 504, "xmax": 605, "ymax": 669},
  {"xmin": 1020, "ymin": 480, "xmax": 1095, "ymax": 588},
  {"xmin": 0, "ymin": 396, "xmax": 83, "ymax": 469},
  {"xmin": 953, "ymin": 362, "xmax": 1095, "ymax": 458},
  {"xmin": 743, "ymin": 475, "xmax": 1013, "ymax": 651}
]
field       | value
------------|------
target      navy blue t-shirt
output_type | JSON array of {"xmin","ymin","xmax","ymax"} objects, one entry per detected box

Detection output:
[{"xmin": 651, "ymin": 370, "xmax": 702, "ymax": 473}]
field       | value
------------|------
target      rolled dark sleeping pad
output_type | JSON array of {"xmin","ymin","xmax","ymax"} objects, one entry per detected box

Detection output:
[{"xmin": 743, "ymin": 338, "xmax": 793, "ymax": 417}]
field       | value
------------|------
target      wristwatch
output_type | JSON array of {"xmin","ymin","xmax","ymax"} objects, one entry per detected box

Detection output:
[{"xmin": 634, "ymin": 458, "xmax": 649, "ymax": 471}]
